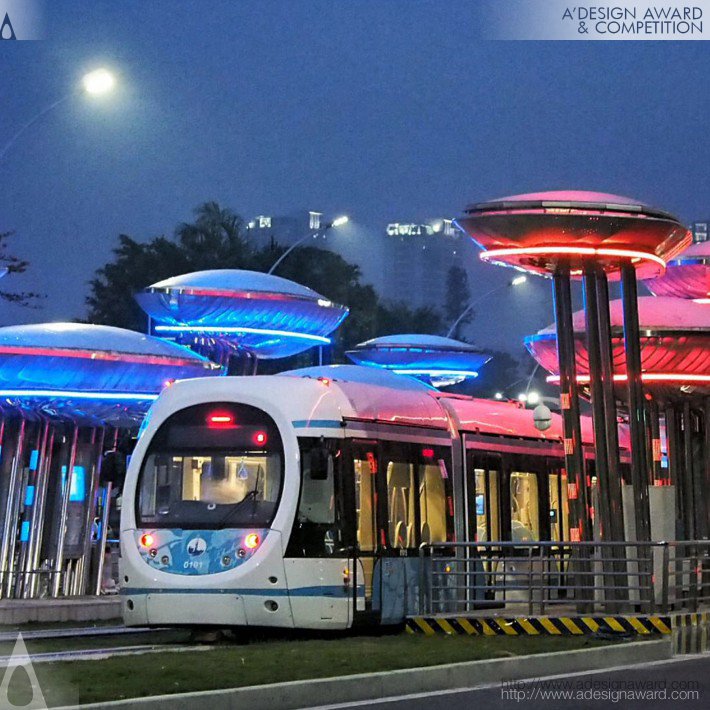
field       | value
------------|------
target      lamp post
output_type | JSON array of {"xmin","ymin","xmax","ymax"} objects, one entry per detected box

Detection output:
[
  {"xmin": 446, "ymin": 274, "xmax": 527, "ymax": 339},
  {"xmin": 267, "ymin": 216, "xmax": 349, "ymax": 275},
  {"xmin": 0, "ymin": 68, "xmax": 116, "ymax": 164}
]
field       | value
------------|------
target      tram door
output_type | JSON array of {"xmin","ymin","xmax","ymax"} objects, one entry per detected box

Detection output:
[
  {"xmin": 467, "ymin": 452, "xmax": 501, "ymax": 543},
  {"xmin": 352, "ymin": 444, "xmax": 379, "ymax": 617},
  {"xmin": 350, "ymin": 441, "xmax": 453, "ymax": 623}
]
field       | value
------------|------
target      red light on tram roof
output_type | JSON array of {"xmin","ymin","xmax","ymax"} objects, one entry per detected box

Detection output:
[
  {"xmin": 244, "ymin": 533, "xmax": 260, "ymax": 549},
  {"xmin": 140, "ymin": 533, "xmax": 154, "ymax": 548},
  {"xmin": 207, "ymin": 412, "xmax": 235, "ymax": 428},
  {"xmin": 421, "ymin": 448, "xmax": 435, "ymax": 458},
  {"xmin": 253, "ymin": 431, "xmax": 267, "ymax": 446}
]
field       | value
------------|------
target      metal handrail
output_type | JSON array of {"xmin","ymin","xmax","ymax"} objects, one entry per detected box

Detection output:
[{"xmin": 418, "ymin": 540, "xmax": 710, "ymax": 616}]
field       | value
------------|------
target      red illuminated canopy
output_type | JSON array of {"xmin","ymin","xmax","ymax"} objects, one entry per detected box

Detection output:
[{"xmin": 456, "ymin": 190, "xmax": 690, "ymax": 280}]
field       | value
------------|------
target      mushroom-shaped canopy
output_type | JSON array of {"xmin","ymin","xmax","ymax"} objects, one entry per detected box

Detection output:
[
  {"xmin": 456, "ymin": 190, "xmax": 690, "ymax": 280},
  {"xmin": 644, "ymin": 240, "xmax": 710, "ymax": 300},
  {"xmin": 136, "ymin": 270, "xmax": 349, "ymax": 359},
  {"xmin": 525, "ymin": 297, "xmax": 710, "ymax": 390},
  {"xmin": 0, "ymin": 322, "xmax": 222, "ymax": 425},
  {"xmin": 346, "ymin": 333, "xmax": 491, "ymax": 387}
]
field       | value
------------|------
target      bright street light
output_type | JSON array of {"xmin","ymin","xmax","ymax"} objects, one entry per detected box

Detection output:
[
  {"xmin": 527, "ymin": 391, "xmax": 540, "ymax": 405},
  {"xmin": 511, "ymin": 275, "xmax": 527, "ymax": 286},
  {"xmin": 267, "ymin": 214, "xmax": 350, "ymax": 274},
  {"xmin": 0, "ymin": 67, "xmax": 118, "ymax": 164},
  {"xmin": 82, "ymin": 68, "xmax": 116, "ymax": 96},
  {"xmin": 494, "ymin": 392, "xmax": 504, "ymax": 400}
]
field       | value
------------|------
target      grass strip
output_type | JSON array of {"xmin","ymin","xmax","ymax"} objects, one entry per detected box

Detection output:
[{"xmin": 9, "ymin": 631, "xmax": 623, "ymax": 707}]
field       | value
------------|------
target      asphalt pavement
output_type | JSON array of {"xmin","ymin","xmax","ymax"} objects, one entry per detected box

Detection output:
[{"xmin": 309, "ymin": 654, "xmax": 710, "ymax": 710}]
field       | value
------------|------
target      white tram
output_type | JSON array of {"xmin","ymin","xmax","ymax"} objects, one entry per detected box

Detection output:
[{"xmin": 120, "ymin": 365, "xmax": 626, "ymax": 629}]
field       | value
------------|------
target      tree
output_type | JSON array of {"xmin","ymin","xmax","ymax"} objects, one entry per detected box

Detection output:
[
  {"xmin": 444, "ymin": 265, "xmax": 471, "ymax": 339},
  {"xmin": 0, "ymin": 230, "xmax": 42, "ymax": 307}
]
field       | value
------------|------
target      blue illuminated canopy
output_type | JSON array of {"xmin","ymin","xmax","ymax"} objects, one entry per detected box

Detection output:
[
  {"xmin": 346, "ymin": 334, "xmax": 492, "ymax": 387},
  {"xmin": 136, "ymin": 270, "xmax": 349, "ymax": 359},
  {"xmin": 0, "ymin": 322, "xmax": 222, "ymax": 425}
]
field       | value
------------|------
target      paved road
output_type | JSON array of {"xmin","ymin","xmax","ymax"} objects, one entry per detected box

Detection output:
[{"xmin": 312, "ymin": 655, "xmax": 710, "ymax": 710}]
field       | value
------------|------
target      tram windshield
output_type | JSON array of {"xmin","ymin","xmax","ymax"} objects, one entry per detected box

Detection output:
[{"xmin": 136, "ymin": 402, "xmax": 283, "ymax": 529}]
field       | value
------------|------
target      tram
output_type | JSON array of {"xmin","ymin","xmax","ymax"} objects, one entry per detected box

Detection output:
[{"xmin": 120, "ymin": 365, "xmax": 627, "ymax": 629}]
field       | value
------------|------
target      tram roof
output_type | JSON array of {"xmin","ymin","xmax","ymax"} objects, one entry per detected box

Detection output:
[{"xmin": 145, "ymin": 365, "xmax": 616, "ymax": 447}]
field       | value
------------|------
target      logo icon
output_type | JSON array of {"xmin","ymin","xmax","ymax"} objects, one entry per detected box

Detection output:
[
  {"xmin": 0, "ymin": 633, "xmax": 48, "ymax": 709},
  {"xmin": 187, "ymin": 537, "xmax": 207, "ymax": 556},
  {"xmin": 1, "ymin": 12, "xmax": 16, "ymax": 40}
]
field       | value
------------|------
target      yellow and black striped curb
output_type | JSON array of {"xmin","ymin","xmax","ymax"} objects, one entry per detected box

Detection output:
[{"xmin": 406, "ymin": 615, "xmax": 672, "ymax": 636}]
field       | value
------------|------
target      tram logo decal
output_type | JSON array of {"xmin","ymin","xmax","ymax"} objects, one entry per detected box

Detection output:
[{"xmin": 187, "ymin": 537, "xmax": 207, "ymax": 556}]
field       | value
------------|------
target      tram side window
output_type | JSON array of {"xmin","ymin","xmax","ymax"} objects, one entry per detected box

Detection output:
[
  {"xmin": 386, "ymin": 457, "xmax": 416, "ymax": 549},
  {"xmin": 510, "ymin": 471, "xmax": 540, "ymax": 542},
  {"xmin": 418, "ymin": 457, "xmax": 452, "ymax": 544}
]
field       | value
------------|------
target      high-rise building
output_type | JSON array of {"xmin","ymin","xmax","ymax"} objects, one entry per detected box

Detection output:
[
  {"xmin": 691, "ymin": 221, "xmax": 708, "ymax": 243},
  {"xmin": 378, "ymin": 219, "xmax": 463, "ymax": 310}
]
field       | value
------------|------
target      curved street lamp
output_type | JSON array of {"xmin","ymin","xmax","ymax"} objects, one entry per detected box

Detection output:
[
  {"xmin": 446, "ymin": 274, "xmax": 527, "ymax": 338},
  {"xmin": 267, "ymin": 216, "xmax": 349, "ymax": 275},
  {"xmin": 0, "ymin": 68, "xmax": 117, "ymax": 164}
]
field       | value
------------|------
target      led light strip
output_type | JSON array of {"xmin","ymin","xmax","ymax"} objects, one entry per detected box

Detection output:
[
  {"xmin": 546, "ymin": 373, "xmax": 710, "ymax": 384},
  {"xmin": 480, "ymin": 246, "xmax": 667, "ymax": 270},
  {"xmin": 0, "ymin": 389, "xmax": 159, "ymax": 401},
  {"xmin": 154, "ymin": 325, "xmax": 331, "ymax": 344}
]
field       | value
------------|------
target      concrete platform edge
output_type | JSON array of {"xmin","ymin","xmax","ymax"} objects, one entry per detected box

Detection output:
[{"xmin": 64, "ymin": 638, "xmax": 672, "ymax": 710}]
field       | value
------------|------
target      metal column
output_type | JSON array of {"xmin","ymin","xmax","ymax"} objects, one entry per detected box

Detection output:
[
  {"xmin": 52, "ymin": 424, "xmax": 79, "ymax": 597},
  {"xmin": 18, "ymin": 419, "xmax": 50, "ymax": 597},
  {"xmin": 94, "ymin": 428, "xmax": 118, "ymax": 595},
  {"xmin": 553, "ymin": 263, "xmax": 591, "ymax": 611},
  {"xmin": 620, "ymin": 264, "xmax": 651, "ymax": 544},
  {"xmin": 26, "ymin": 419, "xmax": 56, "ymax": 598},
  {"xmin": 77, "ymin": 427, "xmax": 105, "ymax": 595},
  {"xmin": 553, "ymin": 263, "xmax": 590, "ymax": 541},
  {"xmin": 0, "ymin": 417, "xmax": 27, "ymax": 598},
  {"xmin": 595, "ymin": 270, "xmax": 625, "ymax": 542},
  {"xmin": 582, "ymin": 265, "xmax": 613, "ymax": 542}
]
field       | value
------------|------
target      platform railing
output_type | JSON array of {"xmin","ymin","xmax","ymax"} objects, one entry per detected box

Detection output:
[{"xmin": 417, "ymin": 540, "xmax": 710, "ymax": 616}]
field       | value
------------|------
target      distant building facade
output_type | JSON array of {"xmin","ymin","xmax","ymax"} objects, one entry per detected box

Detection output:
[
  {"xmin": 691, "ymin": 221, "xmax": 708, "ymax": 243},
  {"xmin": 378, "ymin": 219, "xmax": 462, "ymax": 310}
]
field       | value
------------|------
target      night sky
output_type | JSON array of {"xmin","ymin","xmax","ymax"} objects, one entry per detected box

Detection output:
[{"xmin": 2, "ymin": 1, "xmax": 709, "ymax": 342}]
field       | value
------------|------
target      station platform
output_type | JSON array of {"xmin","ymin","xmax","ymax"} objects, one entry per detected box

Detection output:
[{"xmin": 0, "ymin": 595, "xmax": 121, "ymax": 625}]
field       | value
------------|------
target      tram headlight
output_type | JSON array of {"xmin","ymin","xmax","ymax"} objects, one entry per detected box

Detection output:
[
  {"xmin": 140, "ymin": 533, "xmax": 155, "ymax": 548},
  {"xmin": 244, "ymin": 533, "xmax": 260, "ymax": 549}
]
